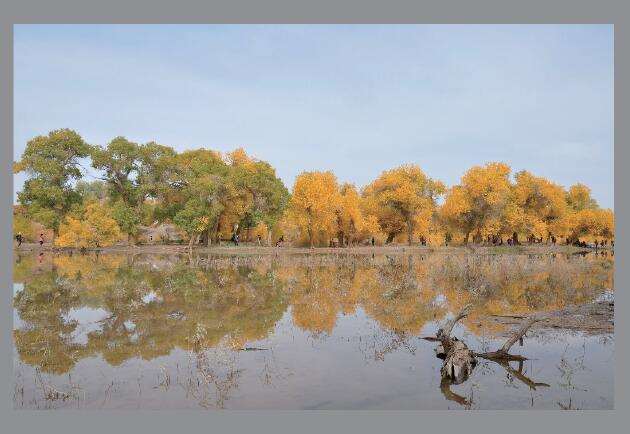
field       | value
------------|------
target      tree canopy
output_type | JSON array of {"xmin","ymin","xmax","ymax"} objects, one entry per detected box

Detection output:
[{"xmin": 14, "ymin": 129, "xmax": 614, "ymax": 248}]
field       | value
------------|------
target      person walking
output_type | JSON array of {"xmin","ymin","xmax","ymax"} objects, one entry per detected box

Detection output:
[
  {"xmin": 39, "ymin": 233, "xmax": 44, "ymax": 247},
  {"xmin": 15, "ymin": 232, "xmax": 23, "ymax": 247}
]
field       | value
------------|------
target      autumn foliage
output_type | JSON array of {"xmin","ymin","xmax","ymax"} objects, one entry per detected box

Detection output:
[
  {"xmin": 14, "ymin": 129, "xmax": 614, "ymax": 248},
  {"xmin": 55, "ymin": 201, "xmax": 122, "ymax": 248}
]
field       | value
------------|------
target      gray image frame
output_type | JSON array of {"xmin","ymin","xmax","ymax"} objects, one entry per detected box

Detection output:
[{"xmin": 0, "ymin": 1, "xmax": 627, "ymax": 432}]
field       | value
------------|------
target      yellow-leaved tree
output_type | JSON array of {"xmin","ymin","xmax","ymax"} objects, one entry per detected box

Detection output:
[
  {"xmin": 440, "ymin": 162, "xmax": 511, "ymax": 244},
  {"xmin": 569, "ymin": 208, "xmax": 614, "ymax": 243},
  {"xmin": 508, "ymin": 171, "xmax": 568, "ymax": 242},
  {"xmin": 335, "ymin": 183, "xmax": 379, "ymax": 245},
  {"xmin": 55, "ymin": 201, "xmax": 122, "ymax": 248},
  {"xmin": 362, "ymin": 165, "xmax": 445, "ymax": 246},
  {"xmin": 562, "ymin": 183, "xmax": 604, "ymax": 243},
  {"xmin": 287, "ymin": 171, "xmax": 340, "ymax": 247}
]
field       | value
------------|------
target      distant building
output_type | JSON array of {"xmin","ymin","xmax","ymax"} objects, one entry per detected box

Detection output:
[{"xmin": 137, "ymin": 223, "xmax": 186, "ymax": 244}]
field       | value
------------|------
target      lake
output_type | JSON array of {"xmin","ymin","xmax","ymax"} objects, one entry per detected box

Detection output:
[{"xmin": 12, "ymin": 249, "xmax": 614, "ymax": 410}]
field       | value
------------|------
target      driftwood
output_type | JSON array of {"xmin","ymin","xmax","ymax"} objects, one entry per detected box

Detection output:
[
  {"xmin": 432, "ymin": 304, "xmax": 477, "ymax": 384},
  {"xmin": 423, "ymin": 305, "xmax": 550, "ymax": 405}
]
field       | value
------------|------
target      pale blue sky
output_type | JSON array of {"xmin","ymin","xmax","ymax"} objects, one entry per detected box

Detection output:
[{"xmin": 13, "ymin": 25, "xmax": 614, "ymax": 208}]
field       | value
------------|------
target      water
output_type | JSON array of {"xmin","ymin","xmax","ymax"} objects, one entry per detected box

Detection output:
[{"xmin": 12, "ymin": 250, "xmax": 614, "ymax": 409}]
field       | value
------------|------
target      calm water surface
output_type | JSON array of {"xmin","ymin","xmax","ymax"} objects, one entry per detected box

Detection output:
[{"xmin": 12, "ymin": 250, "xmax": 614, "ymax": 409}]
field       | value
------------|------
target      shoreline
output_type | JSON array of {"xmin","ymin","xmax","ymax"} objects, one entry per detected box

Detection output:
[
  {"xmin": 482, "ymin": 298, "xmax": 614, "ymax": 337},
  {"xmin": 12, "ymin": 243, "xmax": 609, "ymax": 256}
]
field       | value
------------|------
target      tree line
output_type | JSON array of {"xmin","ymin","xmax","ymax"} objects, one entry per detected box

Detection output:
[{"xmin": 13, "ymin": 129, "xmax": 614, "ymax": 248}]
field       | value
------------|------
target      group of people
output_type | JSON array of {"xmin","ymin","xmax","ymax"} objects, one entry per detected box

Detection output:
[
  {"xmin": 201, "ymin": 232, "xmax": 281, "ymax": 247},
  {"xmin": 13, "ymin": 229, "xmax": 615, "ymax": 251},
  {"xmin": 572, "ymin": 239, "xmax": 614, "ymax": 249},
  {"xmin": 14, "ymin": 232, "xmax": 44, "ymax": 248}
]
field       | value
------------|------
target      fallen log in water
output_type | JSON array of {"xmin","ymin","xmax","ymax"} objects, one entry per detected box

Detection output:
[
  {"xmin": 432, "ymin": 304, "xmax": 477, "ymax": 384},
  {"xmin": 423, "ymin": 304, "xmax": 550, "ymax": 404}
]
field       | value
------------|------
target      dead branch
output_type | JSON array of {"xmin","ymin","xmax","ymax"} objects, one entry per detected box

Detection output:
[
  {"xmin": 500, "ymin": 315, "xmax": 543, "ymax": 353},
  {"xmin": 426, "ymin": 306, "xmax": 548, "ymax": 390},
  {"xmin": 476, "ymin": 314, "xmax": 546, "ymax": 360},
  {"xmin": 476, "ymin": 351, "xmax": 527, "ymax": 362},
  {"xmin": 437, "ymin": 304, "xmax": 472, "ymax": 339}
]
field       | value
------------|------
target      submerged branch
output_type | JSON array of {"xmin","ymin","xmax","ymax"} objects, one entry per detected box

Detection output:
[{"xmin": 427, "ymin": 305, "xmax": 548, "ymax": 390}]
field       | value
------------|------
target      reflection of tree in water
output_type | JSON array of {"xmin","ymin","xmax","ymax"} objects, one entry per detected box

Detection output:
[
  {"xmin": 14, "ymin": 252, "xmax": 613, "ymax": 371},
  {"xmin": 13, "ymin": 271, "xmax": 85, "ymax": 375},
  {"xmin": 430, "ymin": 254, "xmax": 614, "ymax": 335},
  {"xmin": 13, "ymin": 253, "xmax": 288, "ymax": 376},
  {"xmin": 180, "ymin": 326, "xmax": 243, "ymax": 409},
  {"xmin": 287, "ymin": 263, "xmax": 361, "ymax": 336},
  {"xmin": 358, "ymin": 328, "xmax": 418, "ymax": 363},
  {"xmin": 12, "ymin": 251, "xmax": 613, "ymax": 407},
  {"xmin": 360, "ymin": 257, "xmax": 444, "ymax": 336}
]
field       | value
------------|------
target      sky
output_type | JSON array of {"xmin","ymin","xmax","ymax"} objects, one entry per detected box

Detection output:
[{"xmin": 13, "ymin": 24, "xmax": 614, "ymax": 208}]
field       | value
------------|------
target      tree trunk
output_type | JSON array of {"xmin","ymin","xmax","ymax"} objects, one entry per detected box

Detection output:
[
  {"xmin": 308, "ymin": 227, "xmax": 314, "ymax": 248},
  {"xmin": 407, "ymin": 220, "xmax": 414, "ymax": 246},
  {"xmin": 338, "ymin": 231, "xmax": 345, "ymax": 248},
  {"xmin": 50, "ymin": 227, "xmax": 58, "ymax": 247},
  {"xmin": 213, "ymin": 218, "xmax": 221, "ymax": 244}
]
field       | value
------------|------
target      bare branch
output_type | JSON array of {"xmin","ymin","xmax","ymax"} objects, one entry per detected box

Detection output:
[
  {"xmin": 500, "ymin": 315, "xmax": 544, "ymax": 353},
  {"xmin": 438, "ymin": 303, "xmax": 473, "ymax": 339}
]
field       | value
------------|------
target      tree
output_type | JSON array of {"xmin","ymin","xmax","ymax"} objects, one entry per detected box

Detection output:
[
  {"xmin": 566, "ymin": 183, "xmax": 599, "ymax": 212},
  {"xmin": 440, "ymin": 162, "xmax": 511, "ymax": 244},
  {"xmin": 287, "ymin": 171, "xmax": 340, "ymax": 247},
  {"xmin": 14, "ymin": 129, "xmax": 90, "ymax": 236},
  {"xmin": 134, "ymin": 142, "xmax": 180, "ymax": 224},
  {"xmin": 55, "ymin": 201, "xmax": 122, "ymax": 248},
  {"xmin": 174, "ymin": 198, "xmax": 221, "ymax": 248},
  {"xmin": 362, "ymin": 165, "xmax": 445, "ymax": 245},
  {"xmin": 13, "ymin": 206, "xmax": 32, "ymax": 241},
  {"xmin": 171, "ymin": 149, "xmax": 228, "ymax": 247},
  {"xmin": 90, "ymin": 136, "xmax": 142, "ymax": 207},
  {"xmin": 568, "ymin": 208, "xmax": 614, "ymax": 243},
  {"xmin": 335, "ymin": 183, "xmax": 374, "ymax": 245},
  {"xmin": 75, "ymin": 180, "xmax": 108, "ymax": 201},
  {"xmin": 111, "ymin": 200, "xmax": 141, "ymax": 243},
  {"xmin": 509, "ymin": 171, "xmax": 568, "ymax": 242},
  {"xmin": 136, "ymin": 141, "xmax": 179, "ymax": 206},
  {"xmin": 226, "ymin": 149, "xmax": 289, "ymax": 243},
  {"xmin": 560, "ymin": 183, "xmax": 600, "ymax": 243},
  {"xmin": 228, "ymin": 148, "xmax": 289, "ymax": 244}
]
